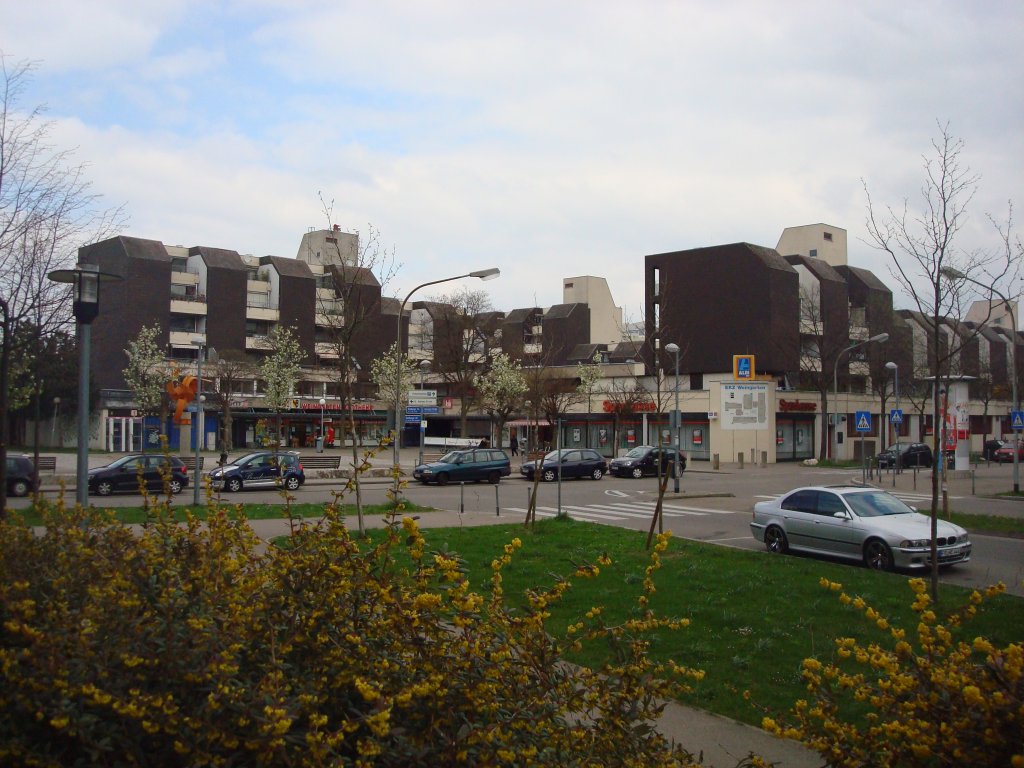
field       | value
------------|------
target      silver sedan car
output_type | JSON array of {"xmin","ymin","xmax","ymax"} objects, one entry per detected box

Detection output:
[{"xmin": 750, "ymin": 485, "xmax": 971, "ymax": 571}]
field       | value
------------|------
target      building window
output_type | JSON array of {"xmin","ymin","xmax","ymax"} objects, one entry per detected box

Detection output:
[
  {"xmin": 809, "ymin": 249, "xmax": 818, "ymax": 258},
  {"xmin": 823, "ymin": 232, "xmax": 833, "ymax": 242},
  {"xmin": 689, "ymin": 373, "xmax": 703, "ymax": 390}
]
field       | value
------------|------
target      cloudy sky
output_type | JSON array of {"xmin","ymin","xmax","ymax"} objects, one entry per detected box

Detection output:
[{"xmin": 3, "ymin": 1, "xmax": 1022, "ymax": 319}]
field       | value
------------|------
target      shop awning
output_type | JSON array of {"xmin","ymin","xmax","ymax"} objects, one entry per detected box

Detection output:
[{"xmin": 506, "ymin": 419, "xmax": 551, "ymax": 427}]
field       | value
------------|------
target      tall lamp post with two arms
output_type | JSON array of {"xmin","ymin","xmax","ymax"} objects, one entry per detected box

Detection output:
[
  {"xmin": 831, "ymin": 332, "xmax": 889, "ymax": 463},
  {"xmin": 941, "ymin": 267, "xmax": 1019, "ymax": 493},
  {"xmin": 664, "ymin": 342, "xmax": 682, "ymax": 493}
]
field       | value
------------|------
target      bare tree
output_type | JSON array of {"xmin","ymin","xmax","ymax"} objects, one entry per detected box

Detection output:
[
  {"xmin": 205, "ymin": 349, "xmax": 256, "ymax": 458},
  {"xmin": 864, "ymin": 122, "xmax": 1019, "ymax": 600},
  {"xmin": 310, "ymin": 198, "xmax": 400, "ymax": 529},
  {"xmin": 424, "ymin": 287, "xmax": 497, "ymax": 437},
  {"xmin": 0, "ymin": 57, "xmax": 125, "ymax": 513}
]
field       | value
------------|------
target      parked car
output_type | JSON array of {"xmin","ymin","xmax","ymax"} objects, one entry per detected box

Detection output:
[
  {"xmin": 6, "ymin": 454, "xmax": 38, "ymax": 497},
  {"xmin": 874, "ymin": 442, "xmax": 933, "ymax": 469},
  {"xmin": 608, "ymin": 445, "xmax": 687, "ymax": 478},
  {"xmin": 750, "ymin": 485, "xmax": 971, "ymax": 571},
  {"xmin": 993, "ymin": 442, "xmax": 1024, "ymax": 463},
  {"xmin": 88, "ymin": 454, "xmax": 190, "ymax": 496},
  {"xmin": 208, "ymin": 451, "xmax": 305, "ymax": 492},
  {"xmin": 520, "ymin": 449, "xmax": 607, "ymax": 482},
  {"xmin": 982, "ymin": 439, "xmax": 1006, "ymax": 461},
  {"xmin": 413, "ymin": 448, "xmax": 511, "ymax": 485}
]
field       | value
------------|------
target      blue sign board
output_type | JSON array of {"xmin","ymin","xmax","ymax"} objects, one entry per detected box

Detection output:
[
  {"xmin": 406, "ymin": 406, "xmax": 422, "ymax": 414},
  {"xmin": 1013, "ymin": 411, "xmax": 1024, "ymax": 430},
  {"xmin": 404, "ymin": 414, "xmax": 422, "ymax": 424},
  {"xmin": 855, "ymin": 411, "xmax": 872, "ymax": 432},
  {"xmin": 406, "ymin": 406, "xmax": 440, "ymax": 415},
  {"xmin": 890, "ymin": 409, "xmax": 903, "ymax": 425}
]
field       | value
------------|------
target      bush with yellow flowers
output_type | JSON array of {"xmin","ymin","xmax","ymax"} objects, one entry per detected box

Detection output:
[
  {"xmin": 763, "ymin": 576, "xmax": 1023, "ymax": 767},
  {"xmin": 0, "ymin": 488, "xmax": 717, "ymax": 767}
]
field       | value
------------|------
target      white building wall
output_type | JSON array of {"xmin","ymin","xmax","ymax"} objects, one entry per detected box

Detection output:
[
  {"xmin": 776, "ymin": 224, "xmax": 848, "ymax": 268},
  {"xmin": 562, "ymin": 276, "xmax": 623, "ymax": 345}
]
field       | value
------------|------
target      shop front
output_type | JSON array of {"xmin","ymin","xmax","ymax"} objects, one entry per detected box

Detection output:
[{"xmin": 775, "ymin": 399, "xmax": 818, "ymax": 461}]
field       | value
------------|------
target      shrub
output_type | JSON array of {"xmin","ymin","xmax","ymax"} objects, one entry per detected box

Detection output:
[
  {"xmin": 0, "ymin": 492, "xmax": 715, "ymax": 766},
  {"xmin": 764, "ymin": 576, "xmax": 1024, "ymax": 766}
]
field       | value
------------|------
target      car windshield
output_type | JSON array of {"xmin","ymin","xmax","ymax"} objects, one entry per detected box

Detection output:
[
  {"xmin": 844, "ymin": 491, "xmax": 914, "ymax": 518},
  {"xmin": 107, "ymin": 456, "xmax": 140, "ymax": 468},
  {"xmin": 623, "ymin": 447, "xmax": 650, "ymax": 458},
  {"xmin": 437, "ymin": 451, "xmax": 466, "ymax": 464},
  {"xmin": 544, "ymin": 450, "xmax": 569, "ymax": 461}
]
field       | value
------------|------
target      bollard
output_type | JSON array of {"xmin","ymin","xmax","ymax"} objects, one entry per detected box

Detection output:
[
  {"xmin": 738, "ymin": 452, "xmax": 744, "ymax": 469},
  {"xmin": 712, "ymin": 453, "xmax": 720, "ymax": 470},
  {"xmin": 760, "ymin": 450, "xmax": 767, "ymax": 468},
  {"xmin": 495, "ymin": 484, "xmax": 500, "ymax": 516},
  {"xmin": 750, "ymin": 448, "xmax": 756, "ymax": 465},
  {"xmin": 460, "ymin": 481, "xmax": 465, "ymax": 515}
]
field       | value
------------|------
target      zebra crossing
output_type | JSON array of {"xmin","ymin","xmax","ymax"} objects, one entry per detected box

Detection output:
[{"xmin": 503, "ymin": 499, "xmax": 743, "ymax": 523}]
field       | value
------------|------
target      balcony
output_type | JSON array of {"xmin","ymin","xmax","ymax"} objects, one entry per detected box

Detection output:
[
  {"xmin": 315, "ymin": 343, "xmax": 339, "ymax": 359},
  {"xmin": 245, "ymin": 335, "xmax": 272, "ymax": 351},
  {"xmin": 246, "ymin": 305, "xmax": 280, "ymax": 322},
  {"xmin": 171, "ymin": 270, "xmax": 199, "ymax": 285},
  {"xmin": 169, "ymin": 331, "xmax": 205, "ymax": 347},
  {"xmin": 170, "ymin": 297, "xmax": 207, "ymax": 315}
]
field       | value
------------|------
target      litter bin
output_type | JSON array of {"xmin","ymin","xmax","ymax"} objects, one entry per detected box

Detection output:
[{"xmin": 315, "ymin": 436, "xmax": 325, "ymax": 453}]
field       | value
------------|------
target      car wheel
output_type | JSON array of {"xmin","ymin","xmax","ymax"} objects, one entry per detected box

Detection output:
[
  {"xmin": 487, "ymin": 470, "xmax": 501, "ymax": 485},
  {"xmin": 10, "ymin": 479, "xmax": 30, "ymax": 497},
  {"xmin": 542, "ymin": 469, "xmax": 557, "ymax": 482},
  {"xmin": 591, "ymin": 467, "xmax": 604, "ymax": 480},
  {"xmin": 284, "ymin": 476, "xmax": 301, "ymax": 491},
  {"xmin": 764, "ymin": 525, "xmax": 788, "ymax": 554},
  {"xmin": 864, "ymin": 539, "xmax": 893, "ymax": 571},
  {"xmin": 96, "ymin": 480, "xmax": 113, "ymax": 496},
  {"xmin": 226, "ymin": 477, "xmax": 243, "ymax": 493},
  {"xmin": 630, "ymin": 467, "xmax": 644, "ymax": 479},
  {"xmin": 169, "ymin": 479, "xmax": 183, "ymax": 494},
  {"xmin": 436, "ymin": 472, "xmax": 450, "ymax": 486}
]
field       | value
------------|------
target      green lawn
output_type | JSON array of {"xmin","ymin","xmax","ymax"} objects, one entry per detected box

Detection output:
[{"xmin": 365, "ymin": 518, "xmax": 1024, "ymax": 727}]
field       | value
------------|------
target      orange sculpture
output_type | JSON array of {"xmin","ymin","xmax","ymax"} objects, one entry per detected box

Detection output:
[{"xmin": 168, "ymin": 376, "xmax": 198, "ymax": 425}]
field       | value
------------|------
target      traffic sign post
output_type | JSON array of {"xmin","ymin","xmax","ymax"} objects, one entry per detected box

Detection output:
[
  {"xmin": 855, "ymin": 411, "xmax": 871, "ymax": 483},
  {"xmin": 890, "ymin": 409, "xmax": 903, "ymax": 425},
  {"xmin": 1012, "ymin": 410, "xmax": 1024, "ymax": 430}
]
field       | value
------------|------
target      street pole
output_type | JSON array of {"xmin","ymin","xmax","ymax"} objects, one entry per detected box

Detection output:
[
  {"xmin": 192, "ymin": 339, "xmax": 204, "ymax": 506},
  {"xmin": 665, "ymin": 342, "xmax": 681, "ymax": 493},
  {"xmin": 77, "ymin": 321, "xmax": 91, "ymax": 507},
  {"xmin": 418, "ymin": 360, "xmax": 430, "ymax": 466}
]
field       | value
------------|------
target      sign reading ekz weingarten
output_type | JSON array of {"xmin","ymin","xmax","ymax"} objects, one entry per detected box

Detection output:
[{"xmin": 733, "ymin": 354, "xmax": 755, "ymax": 380}]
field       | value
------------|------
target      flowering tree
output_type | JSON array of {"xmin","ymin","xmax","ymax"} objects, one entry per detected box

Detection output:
[
  {"xmin": 369, "ymin": 342, "xmax": 419, "ymax": 420},
  {"xmin": 122, "ymin": 324, "xmax": 167, "ymax": 454},
  {"xmin": 259, "ymin": 325, "xmax": 304, "ymax": 455},
  {"xmin": 476, "ymin": 352, "xmax": 526, "ymax": 446}
]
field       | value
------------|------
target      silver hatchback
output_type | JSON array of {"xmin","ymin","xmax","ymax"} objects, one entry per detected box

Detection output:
[{"xmin": 750, "ymin": 485, "xmax": 971, "ymax": 571}]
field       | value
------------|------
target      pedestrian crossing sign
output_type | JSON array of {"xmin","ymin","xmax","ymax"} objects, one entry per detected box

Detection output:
[
  {"xmin": 890, "ymin": 408, "xmax": 903, "ymax": 425},
  {"xmin": 855, "ymin": 411, "xmax": 871, "ymax": 432},
  {"xmin": 1013, "ymin": 410, "xmax": 1024, "ymax": 430}
]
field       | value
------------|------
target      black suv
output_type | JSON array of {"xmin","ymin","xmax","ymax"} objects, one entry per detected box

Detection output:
[
  {"xmin": 609, "ymin": 445, "xmax": 687, "ymax": 478},
  {"xmin": 6, "ymin": 454, "xmax": 38, "ymax": 497},
  {"xmin": 520, "ymin": 449, "xmax": 607, "ymax": 481},
  {"xmin": 88, "ymin": 455, "xmax": 191, "ymax": 496},
  {"xmin": 875, "ymin": 442, "xmax": 933, "ymax": 469},
  {"xmin": 208, "ymin": 451, "xmax": 305, "ymax": 492}
]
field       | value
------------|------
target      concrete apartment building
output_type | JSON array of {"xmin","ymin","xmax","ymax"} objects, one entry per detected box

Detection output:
[{"xmin": 73, "ymin": 223, "xmax": 1021, "ymax": 463}]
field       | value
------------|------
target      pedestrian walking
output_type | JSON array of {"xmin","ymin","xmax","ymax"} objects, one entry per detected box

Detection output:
[{"xmin": 510, "ymin": 435, "xmax": 519, "ymax": 456}]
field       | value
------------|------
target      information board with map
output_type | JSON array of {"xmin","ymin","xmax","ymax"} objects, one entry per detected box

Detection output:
[{"xmin": 721, "ymin": 382, "xmax": 769, "ymax": 430}]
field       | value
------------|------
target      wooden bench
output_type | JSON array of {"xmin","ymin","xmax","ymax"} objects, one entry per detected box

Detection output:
[
  {"xmin": 299, "ymin": 455, "xmax": 341, "ymax": 470},
  {"xmin": 421, "ymin": 452, "xmax": 446, "ymax": 464},
  {"xmin": 179, "ymin": 456, "xmax": 205, "ymax": 471},
  {"xmin": 34, "ymin": 456, "xmax": 57, "ymax": 472}
]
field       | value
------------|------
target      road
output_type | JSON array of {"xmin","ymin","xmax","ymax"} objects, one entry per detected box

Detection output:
[{"xmin": 11, "ymin": 462, "xmax": 1024, "ymax": 596}]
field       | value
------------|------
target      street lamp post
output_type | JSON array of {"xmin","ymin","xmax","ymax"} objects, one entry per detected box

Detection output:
[
  {"xmin": 47, "ymin": 263, "xmax": 122, "ymax": 507},
  {"xmin": 831, "ymin": 332, "xmax": 889, "ymax": 463},
  {"xmin": 393, "ymin": 268, "xmax": 500, "ymax": 475},
  {"xmin": 941, "ymin": 267, "xmax": 1019, "ymax": 492},
  {"xmin": 418, "ymin": 359, "xmax": 430, "ymax": 466},
  {"xmin": 191, "ymin": 338, "xmax": 205, "ymax": 506},
  {"xmin": 886, "ymin": 361, "xmax": 900, "ymax": 481},
  {"xmin": 664, "ymin": 342, "xmax": 682, "ymax": 493}
]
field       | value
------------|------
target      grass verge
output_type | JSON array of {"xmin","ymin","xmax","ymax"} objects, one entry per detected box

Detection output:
[{"xmin": 354, "ymin": 518, "xmax": 1023, "ymax": 727}]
